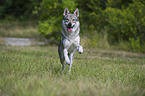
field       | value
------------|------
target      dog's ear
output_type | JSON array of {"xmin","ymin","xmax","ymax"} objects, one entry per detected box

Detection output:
[
  {"xmin": 74, "ymin": 8, "xmax": 79, "ymax": 17},
  {"xmin": 63, "ymin": 8, "xmax": 69, "ymax": 16}
]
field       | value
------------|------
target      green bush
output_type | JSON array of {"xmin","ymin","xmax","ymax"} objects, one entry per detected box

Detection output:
[
  {"xmin": 84, "ymin": 0, "xmax": 145, "ymax": 52},
  {"xmin": 0, "ymin": 0, "xmax": 39, "ymax": 20},
  {"xmin": 129, "ymin": 37, "xmax": 141, "ymax": 51},
  {"xmin": 103, "ymin": 2, "xmax": 145, "ymax": 51}
]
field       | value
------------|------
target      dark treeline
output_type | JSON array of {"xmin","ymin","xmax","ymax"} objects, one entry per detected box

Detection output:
[
  {"xmin": 0, "ymin": 0, "xmax": 40, "ymax": 20},
  {"xmin": 0, "ymin": 0, "xmax": 145, "ymax": 52}
]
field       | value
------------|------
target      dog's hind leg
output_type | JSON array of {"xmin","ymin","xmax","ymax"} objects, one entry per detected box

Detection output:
[
  {"xmin": 59, "ymin": 54, "xmax": 65, "ymax": 72},
  {"xmin": 58, "ymin": 42, "xmax": 66, "ymax": 72},
  {"xmin": 64, "ymin": 49, "xmax": 71, "ymax": 64},
  {"xmin": 61, "ymin": 60, "xmax": 65, "ymax": 72},
  {"xmin": 69, "ymin": 52, "xmax": 75, "ymax": 72}
]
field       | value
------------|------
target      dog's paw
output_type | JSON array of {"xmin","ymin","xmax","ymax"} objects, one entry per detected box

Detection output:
[
  {"xmin": 65, "ymin": 59, "xmax": 71, "ymax": 65},
  {"xmin": 77, "ymin": 46, "xmax": 83, "ymax": 54}
]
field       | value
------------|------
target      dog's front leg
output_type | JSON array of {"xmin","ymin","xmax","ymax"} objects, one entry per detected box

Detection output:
[
  {"xmin": 77, "ymin": 45, "xmax": 83, "ymax": 54},
  {"xmin": 63, "ymin": 49, "xmax": 71, "ymax": 64},
  {"xmin": 74, "ymin": 36, "xmax": 83, "ymax": 54},
  {"xmin": 69, "ymin": 53, "xmax": 74, "ymax": 72}
]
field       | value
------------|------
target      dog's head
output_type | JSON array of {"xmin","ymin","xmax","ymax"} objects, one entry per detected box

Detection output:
[{"xmin": 62, "ymin": 8, "xmax": 79, "ymax": 32}]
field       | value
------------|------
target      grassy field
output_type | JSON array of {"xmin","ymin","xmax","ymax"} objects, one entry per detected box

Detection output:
[
  {"xmin": 0, "ymin": 21, "xmax": 145, "ymax": 96},
  {"xmin": 0, "ymin": 21, "xmax": 40, "ymax": 39},
  {"xmin": 0, "ymin": 45, "xmax": 145, "ymax": 96}
]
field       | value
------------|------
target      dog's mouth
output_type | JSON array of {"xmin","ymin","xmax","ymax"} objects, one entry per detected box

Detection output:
[
  {"xmin": 67, "ymin": 22, "xmax": 75, "ymax": 32},
  {"xmin": 67, "ymin": 28, "xmax": 72, "ymax": 32},
  {"xmin": 67, "ymin": 25, "xmax": 75, "ymax": 32}
]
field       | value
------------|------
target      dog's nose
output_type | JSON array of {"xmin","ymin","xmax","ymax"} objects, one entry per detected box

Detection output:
[{"xmin": 68, "ymin": 22, "xmax": 72, "ymax": 27}]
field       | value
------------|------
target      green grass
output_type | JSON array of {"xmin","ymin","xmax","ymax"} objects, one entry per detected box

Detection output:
[{"xmin": 0, "ymin": 46, "xmax": 145, "ymax": 96}]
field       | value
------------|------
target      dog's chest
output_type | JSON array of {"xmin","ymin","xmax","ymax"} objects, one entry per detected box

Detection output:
[
  {"xmin": 62, "ymin": 36, "xmax": 80, "ymax": 53},
  {"xmin": 63, "ymin": 39, "xmax": 77, "ymax": 53},
  {"xmin": 68, "ymin": 43, "xmax": 76, "ymax": 53}
]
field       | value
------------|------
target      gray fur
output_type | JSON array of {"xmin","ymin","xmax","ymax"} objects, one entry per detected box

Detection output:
[{"xmin": 58, "ymin": 8, "xmax": 83, "ymax": 72}]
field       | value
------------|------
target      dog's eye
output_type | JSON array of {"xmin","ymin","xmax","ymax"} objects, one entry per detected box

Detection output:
[
  {"xmin": 65, "ymin": 19, "xmax": 69, "ymax": 22},
  {"xmin": 72, "ymin": 19, "xmax": 76, "ymax": 22}
]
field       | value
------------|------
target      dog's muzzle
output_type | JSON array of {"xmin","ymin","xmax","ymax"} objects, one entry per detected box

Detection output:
[{"xmin": 67, "ymin": 22, "xmax": 73, "ymax": 32}]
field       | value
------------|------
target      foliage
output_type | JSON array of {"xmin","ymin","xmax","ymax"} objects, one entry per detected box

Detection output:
[
  {"xmin": 103, "ymin": 2, "xmax": 145, "ymax": 51},
  {"xmin": 0, "ymin": 0, "xmax": 40, "ymax": 20},
  {"xmin": 79, "ymin": 0, "xmax": 145, "ymax": 52}
]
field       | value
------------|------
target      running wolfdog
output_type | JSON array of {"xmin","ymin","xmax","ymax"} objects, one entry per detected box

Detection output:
[{"xmin": 58, "ymin": 8, "xmax": 83, "ymax": 72}]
